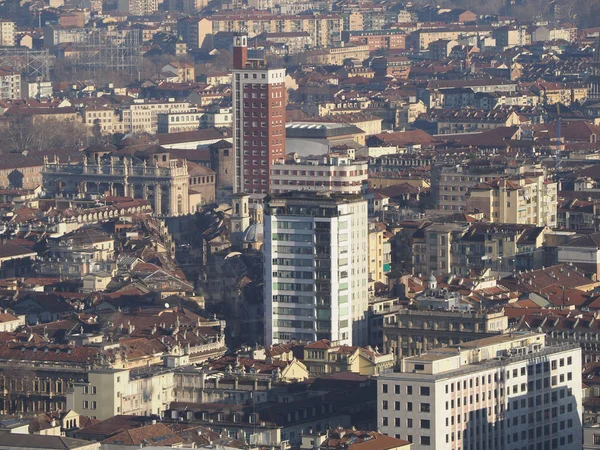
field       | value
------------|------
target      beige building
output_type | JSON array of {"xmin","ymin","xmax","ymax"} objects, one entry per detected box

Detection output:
[
  {"xmin": 157, "ymin": 110, "xmax": 202, "ymax": 134},
  {"xmin": 270, "ymin": 154, "xmax": 368, "ymax": 195},
  {"xmin": 412, "ymin": 223, "xmax": 468, "ymax": 277},
  {"xmin": 81, "ymin": 106, "xmax": 124, "ymax": 135},
  {"xmin": 303, "ymin": 339, "xmax": 394, "ymax": 376},
  {"xmin": 369, "ymin": 222, "xmax": 392, "ymax": 285},
  {"xmin": 121, "ymin": 100, "xmax": 195, "ymax": 135},
  {"xmin": 383, "ymin": 308, "xmax": 508, "ymax": 359},
  {"xmin": 0, "ymin": 21, "xmax": 15, "ymax": 46},
  {"xmin": 117, "ymin": 0, "xmax": 157, "ymax": 16},
  {"xmin": 292, "ymin": 45, "xmax": 370, "ymax": 65},
  {"xmin": 69, "ymin": 368, "xmax": 174, "ymax": 420},
  {"xmin": 378, "ymin": 333, "xmax": 582, "ymax": 450},
  {"xmin": 466, "ymin": 174, "xmax": 557, "ymax": 227},
  {"xmin": 43, "ymin": 145, "xmax": 192, "ymax": 216}
]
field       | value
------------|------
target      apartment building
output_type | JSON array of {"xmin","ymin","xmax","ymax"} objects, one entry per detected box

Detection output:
[
  {"xmin": 38, "ymin": 229, "xmax": 115, "ymax": 278},
  {"xmin": 69, "ymin": 368, "xmax": 174, "ymax": 420},
  {"xmin": 0, "ymin": 68, "xmax": 20, "ymax": 100},
  {"xmin": 368, "ymin": 222, "xmax": 392, "ymax": 285},
  {"xmin": 157, "ymin": 109, "xmax": 202, "ymax": 133},
  {"xmin": 264, "ymin": 192, "xmax": 369, "ymax": 346},
  {"xmin": 117, "ymin": 0, "xmax": 157, "ymax": 16},
  {"xmin": 270, "ymin": 154, "xmax": 368, "ymax": 195},
  {"xmin": 232, "ymin": 34, "xmax": 286, "ymax": 194},
  {"xmin": 453, "ymin": 224, "xmax": 548, "ymax": 275},
  {"xmin": 466, "ymin": 175, "xmax": 558, "ymax": 227},
  {"xmin": 430, "ymin": 163, "xmax": 507, "ymax": 212},
  {"xmin": 81, "ymin": 106, "xmax": 125, "ymax": 134},
  {"xmin": 383, "ymin": 308, "xmax": 508, "ymax": 359},
  {"xmin": 341, "ymin": 29, "xmax": 407, "ymax": 51},
  {"xmin": 303, "ymin": 339, "xmax": 394, "ymax": 376},
  {"xmin": 411, "ymin": 222, "xmax": 468, "ymax": 277},
  {"xmin": 197, "ymin": 12, "xmax": 343, "ymax": 48},
  {"xmin": 0, "ymin": 21, "xmax": 15, "ymax": 46},
  {"xmin": 121, "ymin": 100, "xmax": 195, "ymax": 135},
  {"xmin": 409, "ymin": 25, "xmax": 492, "ymax": 50},
  {"xmin": 378, "ymin": 333, "xmax": 583, "ymax": 450}
]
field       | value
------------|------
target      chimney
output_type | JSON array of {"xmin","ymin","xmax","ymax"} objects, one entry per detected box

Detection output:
[{"xmin": 233, "ymin": 34, "xmax": 248, "ymax": 70}]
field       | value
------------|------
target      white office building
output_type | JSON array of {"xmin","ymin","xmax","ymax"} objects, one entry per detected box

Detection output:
[
  {"xmin": 378, "ymin": 332, "xmax": 582, "ymax": 450},
  {"xmin": 264, "ymin": 191, "xmax": 369, "ymax": 346}
]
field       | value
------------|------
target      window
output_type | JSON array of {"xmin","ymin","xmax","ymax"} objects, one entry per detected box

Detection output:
[
  {"xmin": 407, "ymin": 418, "xmax": 413, "ymax": 428},
  {"xmin": 91, "ymin": 386, "xmax": 97, "ymax": 395},
  {"xmin": 395, "ymin": 385, "xmax": 400, "ymax": 394},
  {"xmin": 421, "ymin": 420, "xmax": 431, "ymax": 429},
  {"xmin": 407, "ymin": 402, "xmax": 413, "ymax": 411},
  {"xmin": 382, "ymin": 384, "xmax": 388, "ymax": 394},
  {"xmin": 382, "ymin": 401, "xmax": 388, "ymax": 410},
  {"xmin": 91, "ymin": 401, "xmax": 97, "ymax": 410},
  {"xmin": 421, "ymin": 403, "xmax": 430, "ymax": 412},
  {"xmin": 82, "ymin": 401, "xmax": 89, "ymax": 409},
  {"xmin": 83, "ymin": 386, "xmax": 89, "ymax": 394},
  {"xmin": 420, "ymin": 386, "xmax": 430, "ymax": 396},
  {"xmin": 382, "ymin": 417, "xmax": 388, "ymax": 426},
  {"xmin": 421, "ymin": 436, "xmax": 431, "ymax": 446},
  {"xmin": 407, "ymin": 386, "xmax": 412, "ymax": 395}
]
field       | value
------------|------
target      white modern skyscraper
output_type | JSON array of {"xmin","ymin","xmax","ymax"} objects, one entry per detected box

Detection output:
[
  {"xmin": 264, "ymin": 191, "xmax": 369, "ymax": 346},
  {"xmin": 377, "ymin": 332, "xmax": 583, "ymax": 450}
]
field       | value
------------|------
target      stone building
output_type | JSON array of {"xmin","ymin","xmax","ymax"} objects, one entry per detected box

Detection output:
[
  {"xmin": 382, "ymin": 307, "xmax": 508, "ymax": 359},
  {"xmin": 42, "ymin": 144, "xmax": 195, "ymax": 216}
]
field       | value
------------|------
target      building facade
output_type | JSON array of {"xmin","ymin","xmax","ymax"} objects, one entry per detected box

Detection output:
[
  {"xmin": 232, "ymin": 34, "xmax": 286, "ymax": 194},
  {"xmin": 264, "ymin": 192, "xmax": 369, "ymax": 346},
  {"xmin": 42, "ymin": 148, "xmax": 191, "ymax": 216},
  {"xmin": 378, "ymin": 333, "xmax": 583, "ymax": 450},
  {"xmin": 383, "ymin": 308, "xmax": 508, "ymax": 359},
  {"xmin": 270, "ymin": 154, "xmax": 368, "ymax": 195}
]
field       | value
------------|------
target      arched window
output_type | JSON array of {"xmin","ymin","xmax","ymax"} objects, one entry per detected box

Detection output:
[{"xmin": 235, "ymin": 203, "xmax": 240, "ymax": 215}]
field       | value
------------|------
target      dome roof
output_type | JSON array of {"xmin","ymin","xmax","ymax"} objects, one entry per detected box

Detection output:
[
  {"xmin": 243, "ymin": 223, "xmax": 264, "ymax": 243},
  {"xmin": 428, "ymin": 273, "xmax": 437, "ymax": 282}
]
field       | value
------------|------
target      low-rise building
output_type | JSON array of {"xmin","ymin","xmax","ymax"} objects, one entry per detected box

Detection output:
[{"xmin": 157, "ymin": 110, "xmax": 202, "ymax": 133}]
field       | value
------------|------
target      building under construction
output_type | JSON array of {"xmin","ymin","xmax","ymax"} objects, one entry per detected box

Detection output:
[{"xmin": 57, "ymin": 28, "xmax": 142, "ymax": 78}]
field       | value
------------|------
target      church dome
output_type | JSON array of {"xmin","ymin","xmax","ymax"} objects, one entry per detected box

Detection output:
[{"xmin": 243, "ymin": 223, "xmax": 264, "ymax": 244}]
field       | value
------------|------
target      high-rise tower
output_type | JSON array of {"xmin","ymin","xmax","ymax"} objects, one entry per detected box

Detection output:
[
  {"xmin": 232, "ymin": 34, "xmax": 286, "ymax": 195},
  {"xmin": 264, "ymin": 192, "xmax": 369, "ymax": 346}
]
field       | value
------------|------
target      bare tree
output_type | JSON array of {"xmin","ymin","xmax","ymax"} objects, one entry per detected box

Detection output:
[{"xmin": 0, "ymin": 118, "xmax": 91, "ymax": 153}]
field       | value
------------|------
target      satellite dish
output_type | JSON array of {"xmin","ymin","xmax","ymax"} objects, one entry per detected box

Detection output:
[{"xmin": 164, "ymin": 303, "xmax": 170, "ymax": 309}]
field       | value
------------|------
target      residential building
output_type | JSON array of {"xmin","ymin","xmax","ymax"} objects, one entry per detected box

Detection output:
[
  {"xmin": 117, "ymin": 0, "xmax": 157, "ymax": 16},
  {"xmin": 378, "ymin": 333, "xmax": 583, "ymax": 450},
  {"xmin": 270, "ymin": 154, "xmax": 368, "ymax": 195},
  {"xmin": 232, "ymin": 34, "xmax": 286, "ymax": 194},
  {"xmin": 0, "ymin": 68, "xmax": 20, "ymax": 100},
  {"xmin": 20, "ymin": 80, "xmax": 53, "ymax": 100},
  {"xmin": 38, "ymin": 228, "xmax": 115, "ymax": 278},
  {"xmin": 0, "ymin": 21, "xmax": 15, "ymax": 46},
  {"xmin": 68, "ymin": 368, "xmax": 174, "ymax": 420},
  {"xmin": 368, "ymin": 222, "xmax": 392, "ymax": 285},
  {"xmin": 81, "ymin": 106, "xmax": 125, "ymax": 135},
  {"xmin": 411, "ymin": 223, "xmax": 468, "ymax": 276},
  {"xmin": 493, "ymin": 26, "xmax": 531, "ymax": 48},
  {"xmin": 558, "ymin": 232, "xmax": 600, "ymax": 277},
  {"xmin": 430, "ymin": 162, "xmax": 507, "ymax": 212},
  {"xmin": 466, "ymin": 174, "xmax": 558, "ymax": 227},
  {"xmin": 383, "ymin": 307, "xmax": 508, "ymax": 359},
  {"xmin": 264, "ymin": 191, "xmax": 369, "ymax": 346},
  {"xmin": 341, "ymin": 29, "xmax": 407, "ymax": 51},
  {"xmin": 0, "ymin": 435, "xmax": 99, "ymax": 450},
  {"xmin": 200, "ymin": 107, "xmax": 233, "ymax": 128},
  {"xmin": 453, "ymin": 224, "xmax": 548, "ymax": 275},
  {"xmin": 0, "ymin": 243, "xmax": 38, "ymax": 278},
  {"xmin": 157, "ymin": 110, "xmax": 202, "ymax": 133},
  {"xmin": 302, "ymin": 340, "xmax": 394, "ymax": 376},
  {"xmin": 121, "ymin": 100, "xmax": 195, "ymax": 135}
]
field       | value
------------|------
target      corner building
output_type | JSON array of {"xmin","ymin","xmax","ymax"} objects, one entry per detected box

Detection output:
[
  {"xmin": 264, "ymin": 192, "xmax": 369, "ymax": 346},
  {"xmin": 232, "ymin": 34, "xmax": 286, "ymax": 194},
  {"xmin": 378, "ymin": 332, "xmax": 582, "ymax": 450}
]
